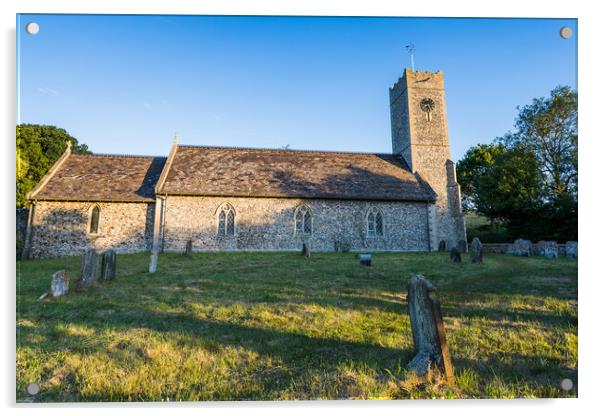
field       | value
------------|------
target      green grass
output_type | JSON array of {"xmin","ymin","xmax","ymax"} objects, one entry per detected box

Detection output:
[{"xmin": 16, "ymin": 252, "xmax": 577, "ymax": 401}]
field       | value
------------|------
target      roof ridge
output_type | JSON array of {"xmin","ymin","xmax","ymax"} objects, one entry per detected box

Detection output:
[
  {"xmin": 72, "ymin": 153, "xmax": 166, "ymax": 159},
  {"xmin": 177, "ymin": 144, "xmax": 396, "ymax": 157}
]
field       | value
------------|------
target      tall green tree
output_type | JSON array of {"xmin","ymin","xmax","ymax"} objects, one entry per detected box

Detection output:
[
  {"xmin": 16, "ymin": 124, "xmax": 90, "ymax": 208},
  {"xmin": 502, "ymin": 86, "xmax": 578, "ymax": 200},
  {"xmin": 457, "ymin": 86, "xmax": 577, "ymax": 242},
  {"xmin": 456, "ymin": 142, "xmax": 506, "ymax": 212},
  {"xmin": 458, "ymin": 144, "xmax": 543, "ymax": 223}
]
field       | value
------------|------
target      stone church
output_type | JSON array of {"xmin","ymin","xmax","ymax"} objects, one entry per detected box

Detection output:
[{"xmin": 22, "ymin": 68, "xmax": 466, "ymax": 259}]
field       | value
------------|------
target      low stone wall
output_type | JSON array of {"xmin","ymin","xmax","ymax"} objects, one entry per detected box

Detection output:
[
  {"xmin": 481, "ymin": 243, "xmax": 509, "ymax": 254},
  {"xmin": 482, "ymin": 242, "xmax": 568, "ymax": 256}
]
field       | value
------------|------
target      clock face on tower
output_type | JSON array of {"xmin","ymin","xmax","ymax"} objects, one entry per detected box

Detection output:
[{"xmin": 420, "ymin": 98, "xmax": 435, "ymax": 113}]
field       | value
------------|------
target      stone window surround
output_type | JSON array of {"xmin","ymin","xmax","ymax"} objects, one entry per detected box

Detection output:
[
  {"xmin": 365, "ymin": 206, "xmax": 385, "ymax": 238},
  {"xmin": 215, "ymin": 202, "xmax": 236, "ymax": 236},
  {"xmin": 293, "ymin": 204, "xmax": 313, "ymax": 237},
  {"xmin": 87, "ymin": 203, "xmax": 102, "ymax": 236}
]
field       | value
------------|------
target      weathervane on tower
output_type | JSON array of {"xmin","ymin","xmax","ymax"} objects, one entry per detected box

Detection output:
[{"xmin": 405, "ymin": 43, "xmax": 416, "ymax": 71}]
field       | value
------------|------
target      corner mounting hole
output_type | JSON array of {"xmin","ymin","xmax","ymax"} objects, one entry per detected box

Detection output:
[{"xmin": 26, "ymin": 22, "xmax": 40, "ymax": 35}]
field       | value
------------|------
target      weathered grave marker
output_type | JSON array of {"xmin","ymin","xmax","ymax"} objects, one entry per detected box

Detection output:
[
  {"xmin": 101, "ymin": 249, "xmax": 117, "ymax": 280},
  {"xmin": 51, "ymin": 270, "xmax": 70, "ymax": 297},
  {"xmin": 38, "ymin": 270, "xmax": 70, "ymax": 300},
  {"xmin": 542, "ymin": 241, "xmax": 558, "ymax": 258},
  {"xmin": 359, "ymin": 253, "xmax": 372, "ymax": 266},
  {"xmin": 438, "ymin": 240, "xmax": 447, "ymax": 252},
  {"xmin": 76, "ymin": 249, "xmax": 99, "ymax": 289},
  {"xmin": 184, "ymin": 240, "xmax": 193, "ymax": 256},
  {"xmin": 449, "ymin": 247, "xmax": 461, "ymax": 263},
  {"xmin": 566, "ymin": 241, "xmax": 578, "ymax": 259},
  {"xmin": 533, "ymin": 241, "xmax": 546, "ymax": 256},
  {"xmin": 301, "ymin": 242, "xmax": 310, "ymax": 257},
  {"xmin": 469, "ymin": 237, "xmax": 483, "ymax": 264},
  {"xmin": 509, "ymin": 239, "xmax": 531, "ymax": 256},
  {"xmin": 340, "ymin": 240, "xmax": 351, "ymax": 253},
  {"xmin": 149, "ymin": 250, "xmax": 158, "ymax": 273},
  {"xmin": 407, "ymin": 275, "xmax": 454, "ymax": 385}
]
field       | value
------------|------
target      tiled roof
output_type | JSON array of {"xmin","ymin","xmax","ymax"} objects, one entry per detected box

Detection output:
[
  {"xmin": 157, "ymin": 145, "xmax": 434, "ymax": 202},
  {"xmin": 31, "ymin": 153, "xmax": 166, "ymax": 202}
]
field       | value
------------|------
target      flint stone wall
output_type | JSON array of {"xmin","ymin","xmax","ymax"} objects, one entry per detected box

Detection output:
[
  {"xmin": 161, "ymin": 196, "xmax": 431, "ymax": 252},
  {"xmin": 28, "ymin": 201, "xmax": 154, "ymax": 259}
]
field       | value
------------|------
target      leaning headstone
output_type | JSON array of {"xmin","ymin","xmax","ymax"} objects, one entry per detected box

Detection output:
[
  {"xmin": 100, "ymin": 250, "xmax": 117, "ymax": 280},
  {"xmin": 301, "ymin": 243, "xmax": 310, "ymax": 257},
  {"xmin": 184, "ymin": 239, "xmax": 193, "ymax": 256},
  {"xmin": 469, "ymin": 237, "xmax": 483, "ymax": 264},
  {"xmin": 359, "ymin": 253, "xmax": 372, "ymax": 266},
  {"xmin": 457, "ymin": 239, "xmax": 467, "ymax": 253},
  {"xmin": 449, "ymin": 247, "xmax": 461, "ymax": 263},
  {"xmin": 38, "ymin": 270, "xmax": 70, "ymax": 300},
  {"xmin": 438, "ymin": 240, "xmax": 447, "ymax": 252},
  {"xmin": 407, "ymin": 275, "xmax": 454, "ymax": 385},
  {"xmin": 566, "ymin": 241, "xmax": 578, "ymax": 259},
  {"xmin": 76, "ymin": 250, "xmax": 99, "ymax": 289},
  {"xmin": 542, "ymin": 241, "xmax": 558, "ymax": 258},
  {"xmin": 149, "ymin": 250, "xmax": 158, "ymax": 273},
  {"xmin": 51, "ymin": 270, "xmax": 70, "ymax": 297},
  {"xmin": 509, "ymin": 239, "xmax": 531, "ymax": 256}
]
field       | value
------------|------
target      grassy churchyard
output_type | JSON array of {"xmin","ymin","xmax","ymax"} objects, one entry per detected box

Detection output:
[{"xmin": 16, "ymin": 251, "xmax": 577, "ymax": 401}]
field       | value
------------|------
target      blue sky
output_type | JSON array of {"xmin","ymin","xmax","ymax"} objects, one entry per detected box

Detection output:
[{"xmin": 17, "ymin": 14, "xmax": 577, "ymax": 161}]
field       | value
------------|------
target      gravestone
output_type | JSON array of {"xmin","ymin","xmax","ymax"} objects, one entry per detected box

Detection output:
[
  {"xmin": 359, "ymin": 253, "xmax": 372, "ymax": 266},
  {"xmin": 566, "ymin": 241, "xmax": 578, "ymax": 259},
  {"xmin": 542, "ymin": 241, "xmax": 558, "ymax": 258},
  {"xmin": 438, "ymin": 240, "xmax": 447, "ymax": 252},
  {"xmin": 469, "ymin": 237, "xmax": 483, "ymax": 264},
  {"xmin": 51, "ymin": 270, "xmax": 70, "ymax": 297},
  {"xmin": 39, "ymin": 270, "xmax": 70, "ymax": 299},
  {"xmin": 333, "ymin": 240, "xmax": 340, "ymax": 252},
  {"xmin": 509, "ymin": 239, "xmax": 531, "ymax": 256},
  {"xmin": 184, "ymin": 240, "xmax": 193, "ymax": 256},
  {"xmin": 101, "ymin": 250, "xmax": 117, "ymax": 280},
  {"xmin": 407, "ymin": 275, "xmax": 454, "ymax": 385},
  {"xmin": 457, "ymin": 239, "xmax": 467, "ymax": 253},
  {"xmin": 533, "ymin": 241, "xmax": 546, "ymax": 256},
  {"xmin": 340, "ymin": 240, "xmax": 351, "ymax": 253},
  {"xmin": 449, "ymin": 247, "xmax": 461, "ymax": 263},
  {"xmin": 149, "ymin": 250, "xmax": 158, "ymax": 273},
  {"xmin": 76, "ymin": 250, "xmax": 99, "ymax": 289},
  {"xmin": 301, "ymin": 243, "xmax": 310, "ymax": 257}
]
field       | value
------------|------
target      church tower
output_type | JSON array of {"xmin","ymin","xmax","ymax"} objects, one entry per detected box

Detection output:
[{"xmin": 389, "ymin": 68, "xmax": 466, "ymax": 251}]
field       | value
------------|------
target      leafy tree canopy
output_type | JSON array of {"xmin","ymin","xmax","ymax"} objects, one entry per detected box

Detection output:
[
  {"xmin": 16, "ymin": 124, "xmax": 90, "ymax": 208},
  {"xmin": 457, "ymin": 86, "xmax": 577, "ymax": 242},
  {"xmin": 501, "ymin": 86, "xmax": 577, "ymax": 200}
]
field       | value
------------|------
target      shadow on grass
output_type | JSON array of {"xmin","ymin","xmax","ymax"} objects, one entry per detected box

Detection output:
[
  {"xmin": 20, "ymin": 301, "xmax": 414, "ymax": 400},
  {"xmin": 17, "ymin": 251, "xmax": 578, "ymax": 400}
]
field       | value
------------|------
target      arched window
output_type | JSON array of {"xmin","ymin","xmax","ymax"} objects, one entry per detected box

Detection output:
[
  {"xmin": 366, "ymin": 207, "xmax": 384, "ymax": 237},
  {"xmin": 217, "ymin": 204, "xmax": 235, "ymax": 236},
  {"xmin": 294, "ymin": 205, "xmax": 312, "ymax": 235},
  {"xmin": 89, "ymin": 205, "xmax": 100, "ymax": 234}
]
